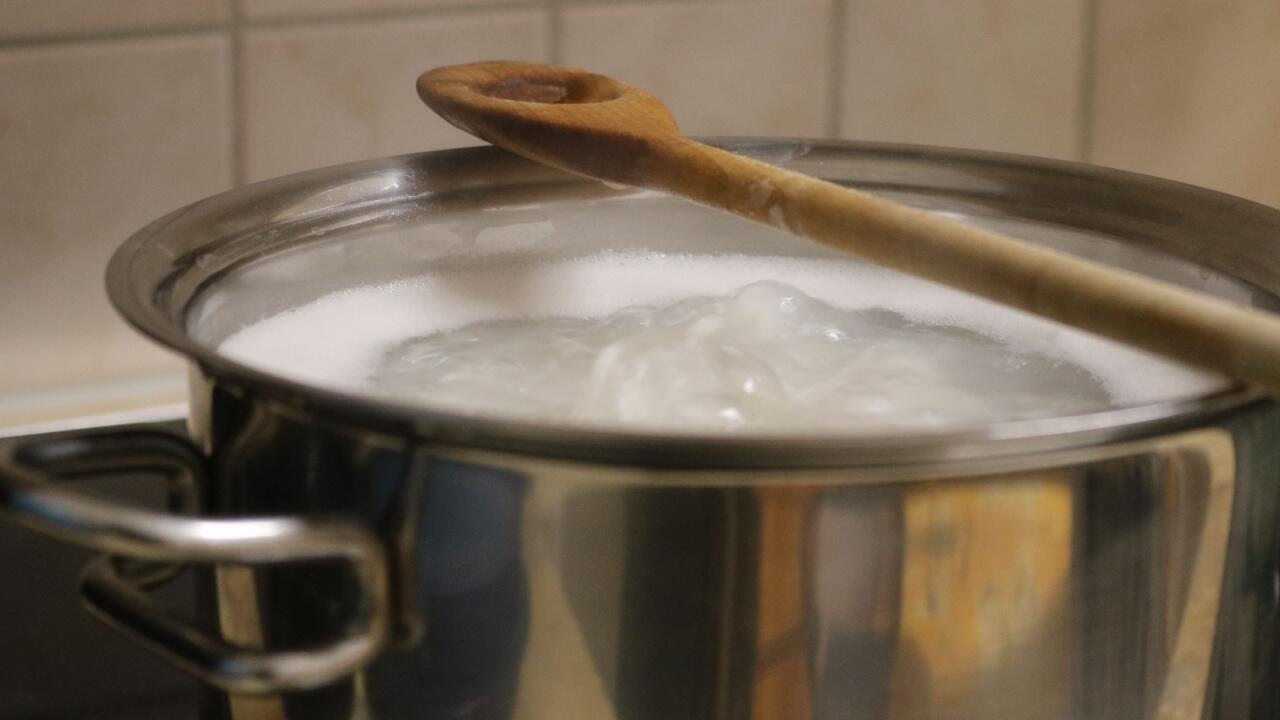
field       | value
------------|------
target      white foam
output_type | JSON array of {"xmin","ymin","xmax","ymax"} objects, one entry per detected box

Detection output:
[{"xmin": 217, "ymin": 251, "xmax": 1226, "ymax": 430}]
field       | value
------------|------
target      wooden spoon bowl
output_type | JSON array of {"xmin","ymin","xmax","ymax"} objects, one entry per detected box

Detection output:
[{"xmin": 419, "ymin": 62, "xmax": 679, "ymax": 185}]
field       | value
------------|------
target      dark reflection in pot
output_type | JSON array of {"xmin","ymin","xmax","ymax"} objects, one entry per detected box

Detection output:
[{"xmin": 366, "ymin": 460, "xmax": 530, "ymax": 720}]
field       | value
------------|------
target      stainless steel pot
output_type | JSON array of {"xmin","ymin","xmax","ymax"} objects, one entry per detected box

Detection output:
[{"xmin": 2, "ymin": 140, "xmax": 1279, "ymax": 720}]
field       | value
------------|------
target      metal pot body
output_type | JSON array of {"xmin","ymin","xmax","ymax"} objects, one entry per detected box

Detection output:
[
  {"xmin": 190, "ymin": 373, "xmax": 1280, "ymax": 720},
  {"xmin": 2, "ymin": 140, "xmax": 1279, "ymax": 719}
]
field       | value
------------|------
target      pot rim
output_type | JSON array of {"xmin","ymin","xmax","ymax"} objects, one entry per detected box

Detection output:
[{"xmin": 106, "ymin": 139, "xmax": 1280, "ymax": 469}]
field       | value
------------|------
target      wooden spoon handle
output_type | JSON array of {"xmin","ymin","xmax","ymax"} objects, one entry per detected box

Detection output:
[
  {"xmin": 419, "ymin": 62, "xmax": 1280, "ymax": 394},
  {"xmin": 644, "ymin": 137, "xmax": 1280, "ymax": 391}
]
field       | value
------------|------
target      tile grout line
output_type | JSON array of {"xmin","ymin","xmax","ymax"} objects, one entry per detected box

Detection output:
[
  {"xmin": 547, "ymin": 0, "xmax": 563, "ymax": 64},
  {"xmin": 0, "ymin": 1, "xmax": 546, "ymax": 50},
  {"xmin": 828, "ymin": 0, "xmax": 847, "ymax": 138},
  {"xmin": 1076, "ymin": 0, "xmax": 1100, "ymax": 163},
  {"xmin": 0, "ymin": 24, "xmax": 222, "ymax": 50},
  {"xmin": 243, "ymin": 1, "xmax": 543, "ymax": 31},
  {"xmin": 230, "ymin": 0, "xmax": 248, "ymax": 186}
]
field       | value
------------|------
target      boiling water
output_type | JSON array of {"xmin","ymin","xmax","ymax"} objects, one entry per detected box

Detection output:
[{"xmin": 218, "ymin": 252, "xmax": 1225, "ymax": 433}]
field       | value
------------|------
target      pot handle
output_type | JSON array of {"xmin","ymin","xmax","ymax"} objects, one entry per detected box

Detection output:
[{"xmin": 0, "ymin": 429, "xmax": 390, "ymax": 694}]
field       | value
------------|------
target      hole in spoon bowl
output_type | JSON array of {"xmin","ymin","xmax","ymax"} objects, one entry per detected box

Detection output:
[
  {"xmin": 485, "ymin": 78, "xmax": 568, "ymax": 103},
  {"xmin": 480, "ymin": 75, "xmax": 623, "ymax": 104}
]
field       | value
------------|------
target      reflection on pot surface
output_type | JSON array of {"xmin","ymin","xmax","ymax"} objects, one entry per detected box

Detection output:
[
  {"xmin": 2, "ymin": 141, "xmax": 1279, "ymax": 719},
  {"xmin": 200, "ymin": 394, "xmax": 1251, "ymax": 720}
]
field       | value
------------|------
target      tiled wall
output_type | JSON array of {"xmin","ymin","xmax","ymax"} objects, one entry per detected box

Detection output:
[{"xmin": 2, "ymin": 0, "xmax": 1278, "ymax": 426}]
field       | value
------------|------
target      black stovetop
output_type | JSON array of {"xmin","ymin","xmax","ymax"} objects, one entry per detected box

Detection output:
[{"xmin": 0, "ymin": 418, "xmax": 202, "ymax": 719}]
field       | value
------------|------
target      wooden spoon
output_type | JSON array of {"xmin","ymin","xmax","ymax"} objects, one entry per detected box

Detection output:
[{"xmin": 419, "ymin": 61, "xmax": 1280, "ymax": 394}]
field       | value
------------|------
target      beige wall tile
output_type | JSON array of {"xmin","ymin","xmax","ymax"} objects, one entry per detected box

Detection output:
[
  {"xmin": 244, "ymin": 0, "xmax": 527, "ymax": 21},
  {"xmin": 1093, "ymin": 0, "xmax": 1280, "ymax": 206},
  {"xmin": 841, "ymin": 0, "xmax": 1085, "ymax": 159},
  {"xmin": 562, "ymin": 0, "xmax": 832, "ymax": 137},
  {"xmin": 0, "ymin": 0, "xmax": 227, "ymax": 40},
  {"xmin": 243, "ymin": 11, "xmax": 548, "ymax": 181},
  {"xmin": 0, "ymin": 37, "xmax": 232, "ymax": 395}
]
